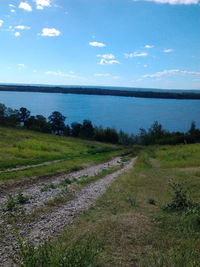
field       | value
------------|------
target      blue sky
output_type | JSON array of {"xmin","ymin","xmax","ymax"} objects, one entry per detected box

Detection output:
[{"xmin": 0, "ymin": 0, "xmax": 200, "ymax": 89}]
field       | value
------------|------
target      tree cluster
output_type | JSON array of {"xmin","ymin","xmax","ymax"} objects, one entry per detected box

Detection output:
[
  {"xmin": 0, "ymin": 103, "xmax": 135, "ymax": 145},
  {"xmin": 139, "ymin": 121, "xmax": 200, "ymax": 145},
  {"xmin": 1, "ymin": 103, "xmax": 200, "ymax": 146}
]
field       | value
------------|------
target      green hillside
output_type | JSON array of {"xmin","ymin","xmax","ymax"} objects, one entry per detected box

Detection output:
[{"xmin": 0, "ymin": 127, "xmax": 127, "ymax": 182}]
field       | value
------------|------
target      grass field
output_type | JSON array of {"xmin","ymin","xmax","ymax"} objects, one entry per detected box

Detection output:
[
  {"xmin": 0, "ymin": 127, "xmax": 128, "ymax": 182},
  {"xmin": 16, "ymin": 143, "xmax": 200, "ymax": 266}
]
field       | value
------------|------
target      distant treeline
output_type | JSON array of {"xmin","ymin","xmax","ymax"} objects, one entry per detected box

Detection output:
[
  {"xmin": 0, "ymin": 103, "xmax": 200, "ymax": 146},
  {"xmin": 1, "ymin": 84, "xmax": 200, "ymax": 99}
]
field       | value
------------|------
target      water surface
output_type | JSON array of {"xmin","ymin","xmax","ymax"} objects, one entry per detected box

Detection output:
[{"xmin": 0, "ymin": 91, "xmax": 199, "ymax": 134}]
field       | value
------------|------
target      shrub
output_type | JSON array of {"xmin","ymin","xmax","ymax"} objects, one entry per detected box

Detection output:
[
  {"xmin": 126, "ymin": 195, "xmax": 138, "ymax": 208},
  {"xmin": 40, "ymin": 184, "xmax": 57, "ymax": 192},
  {"xmin": 163, "ymin": 180, "xmax": 191, "ymax": 211},
  {"xmin": 59, "ymin": 178, "xmax": 72, "ymax": 187},
  {"xmin": 3, "ymin": 195, "xmax": 17, "ymax": 212},
  {"xmin": 16, "ymin": 193, "xmax": 29, "ymax": 205},
  {"xmin": 3, "ymin": 193, "xmax": 29, "ymax": 213},
  {"xmin": 148, "ymin": 198, "xmax": 156, "ymax": 205}
]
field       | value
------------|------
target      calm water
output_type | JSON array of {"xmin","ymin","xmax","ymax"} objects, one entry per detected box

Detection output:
[{"xmin": 0, "ymin": 91, "xmax": 200, "ymax": 134}]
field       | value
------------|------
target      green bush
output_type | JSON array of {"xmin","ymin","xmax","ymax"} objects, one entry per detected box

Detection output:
[
  {"xmin": 148, "ymin": 198, "xmax": 156, "ymax": 205},
  {"xmin": 163, "ymin": 180, "xmax": 191, "ymax": 211}
]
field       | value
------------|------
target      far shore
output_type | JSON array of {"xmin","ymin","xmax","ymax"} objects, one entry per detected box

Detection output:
[{"xmin": 0, "ymin": 84, "xmax": 200, "ymax": 100}]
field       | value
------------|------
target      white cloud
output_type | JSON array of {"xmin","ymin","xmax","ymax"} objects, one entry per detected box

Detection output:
[
  {"xmin": 94, "ymin": 73, "xmax": 120, "ymax": 79},
  {"xmin": 163, "ymin": 48, "xmax": 174, "ymax": 53},
  {"xmin": 10, "ymin": 9, "xmax": 16, "ymax": 13},
  {"xmin": 99, "ymin": 59, "xmax": 120, "ymax": 65},
  {"xmin": 133, "ymin": 0, "xmax": 199, "ymax": 4},
  {"xmin": 14, "ymin": 32, "xmax": 21, "ymax": 37},
  {"xmin": 143, "ymin": 69, "xmax": 200, "ymax": 78},
  {"xmin": 94, "ymin": 73, "xmax": 111, "ymax": 77},
  {"xmin": 15, "ymin": 25, "xmax": 30, "ymax": 30},
  {"xmin": 45, "ymin": 71, "xmax": 84, "ymax": 79},
  {"xmin": 9, "ymin": 4, "xmax": 16, "ymax": 8},
  {"xmin": 35, "ymin": 0, "xmax": 51, "ymax": 9},
  {"xmin": 41, "ymin": 28, "xmax": 61, "ymax": 37},
  {"xmin": 0, "ymin": 20, "xmax": 4, "ymax": 27},
  {"xmin": 97, "ymin": 54, "xmax": 115, "ymax": 59},
  {"xmin": 18, "ymin": 63, "xmax": 25, "ymax": 67},
  {"xmin": 132, "ymin": 78, "xmax": 143, "ymax": 82},
  {"xmin": 89, "ymin": 41, "xmax": 106, "ymax": 47},
  {"xmin": 19, "ymin": 2, "xmax": 32, "ymax": 12},
  {"xmin": 145, "ymin": 45, "xmax": 154, "ymax": 48},
  {"xmin": 124, "ymin": 52, "xmax": 148, "ymax": 58}
]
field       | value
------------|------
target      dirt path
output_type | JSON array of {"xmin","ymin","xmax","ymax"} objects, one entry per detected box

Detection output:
[
  {"xmin": 0, "ymin": 157, "xmax": 136, "ymax": 266},
  {"xmin": 0, "ymin": 159, "xmax": 64, "ymax": 174}
]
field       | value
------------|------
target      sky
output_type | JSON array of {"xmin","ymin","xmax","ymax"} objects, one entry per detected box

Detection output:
[{"xmin": 0, "ymin": 0, "xmax": 200, "ymax": 90}]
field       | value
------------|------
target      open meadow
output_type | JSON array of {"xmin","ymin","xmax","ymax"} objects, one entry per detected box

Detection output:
[{"xmin": 1, "ymin": 128, "xmax": 200, "ymax": 266}]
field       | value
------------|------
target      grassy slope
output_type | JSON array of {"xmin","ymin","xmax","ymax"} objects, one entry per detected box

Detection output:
[
  {"xmin": 0, "ymin": 127, "xmax": 127, "ymax": 182},
  {"xmin": 21, "ymin": 144, "xmax": 200, "ymax": 266}
]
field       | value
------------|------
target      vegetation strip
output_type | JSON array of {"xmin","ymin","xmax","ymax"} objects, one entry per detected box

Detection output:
[{"xmin": 0, "ymin": 159, "xmax": 64, "ymax": 174}]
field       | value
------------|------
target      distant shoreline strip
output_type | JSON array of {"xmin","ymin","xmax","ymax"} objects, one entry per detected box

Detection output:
[{"xmin": 0, "ymin": 85, "xmax": 200, "ymax": 100}]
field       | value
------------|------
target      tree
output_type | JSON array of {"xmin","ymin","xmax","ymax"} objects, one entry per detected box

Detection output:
[
  {"xmin": 103, "ymin": 127, "xmax": 119, "ymax": 144},
  {"xmin": 18, "ymin": 107, "xmax": 31, "ymax": 126},
  {"xmin": 48, "ymin": 111, "xmax": 66, "ymax": 135},
  {"xmin": 35, "ymin": 115, "xmax": 51, "ymax": 133},
  {"xmin": 63, "ymin": 125, "xmax": 71, "ymax": 136},
  {"xmin": 188, "ymin": 121, "xmax": 200, "ymax": 143},
  {"xmin": 0, "ymin": 103, "xmax": 6, "ymax": 125},
  {"xmin": 71, "ymin": 122, "xmax": 82, "ymax": 137},
  {"xmin": 118, "ymin": 130, "xmax": 135, "ymax": 145},
  {"xmin": 149, "ymin": 121, "xmax": 166, "ymax": 140},
  {"xmin": 80, "ymin": 120, "xmax": 94, "ymax": 139}
]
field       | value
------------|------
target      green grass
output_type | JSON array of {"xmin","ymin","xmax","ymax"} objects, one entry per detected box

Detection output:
[
  {"xmin": 0, "ymin": 127, "xmax": 129, "ymax": 182},
  {"xmin": 0, "ymin": 127, "xmax": 123, "ymax": 170},
  {"xmin": 14, "ymin": 144, "xmax": 200, "ymax": 266},
  {"xmin": 153, "ymin": 143, "xmax": 200, "ymax": 168}
]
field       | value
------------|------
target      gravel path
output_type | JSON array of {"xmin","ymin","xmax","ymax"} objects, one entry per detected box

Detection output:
[
  {"xmin": 0, "ymin": 157, "xmax": 122, "ymax": 211},
  {"xmin": 0, "ymin": 157, "xmax": 136, "ymax": 267}
]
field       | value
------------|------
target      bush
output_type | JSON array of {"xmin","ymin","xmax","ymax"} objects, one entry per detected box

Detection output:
[
  {"xmin": 148, "ymin": 198, "xmax": 156, "ymax": 205},
  {"xmin": 2, "ymin": 193, "xmax": 29, "ymax": 212},
  {"xmin": 163, "ymin": 180, "xmax": 191, "ymax": 211}
]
